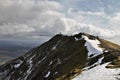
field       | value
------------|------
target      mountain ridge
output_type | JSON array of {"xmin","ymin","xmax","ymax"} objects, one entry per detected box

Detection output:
[{"xmin": 0, "ymin": 33, "xmax": 120, "ymax": 80}]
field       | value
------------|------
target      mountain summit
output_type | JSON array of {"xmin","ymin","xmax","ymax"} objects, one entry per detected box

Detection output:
[{"xmin": 0, "ymin": 33, "xmax": 120, "ymax": 80}]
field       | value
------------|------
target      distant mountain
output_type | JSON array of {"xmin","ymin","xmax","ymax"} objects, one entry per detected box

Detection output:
[
  {"xmin": 0, "ymin": 40, "xmax": 41, "ymax": 64},
  {"xmin": 0, "ymin": 33, "xmax": 120, "ymax": 80}
]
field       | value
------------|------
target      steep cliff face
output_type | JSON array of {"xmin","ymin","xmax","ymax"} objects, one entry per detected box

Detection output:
[{"xmin": 0, "ymin": 33, "xmax": 120, "ymax": 80}]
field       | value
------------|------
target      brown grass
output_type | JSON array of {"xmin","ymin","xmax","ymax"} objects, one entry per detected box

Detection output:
[{"xmin": 99, "ymin": 39, "xmax": 120, "ymax": 50}]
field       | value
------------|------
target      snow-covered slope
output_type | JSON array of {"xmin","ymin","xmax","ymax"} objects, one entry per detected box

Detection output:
[
  {"xmin": 82, "ymin": 35, "xmax": 103, "ymax": 57},
  {"xmin": 73, "ymin": 63, "xmax": 120, "ymax": 80}
]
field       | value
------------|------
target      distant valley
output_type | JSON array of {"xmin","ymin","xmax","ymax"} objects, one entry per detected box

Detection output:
[{"xmin": 0, "ymin": 40, "xmax": 41, "ymax": 64}]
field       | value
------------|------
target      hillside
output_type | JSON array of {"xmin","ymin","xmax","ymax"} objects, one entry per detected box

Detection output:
[{"xmin": 0, "ymin": 33, "xmax": 120, "ymax": 80}]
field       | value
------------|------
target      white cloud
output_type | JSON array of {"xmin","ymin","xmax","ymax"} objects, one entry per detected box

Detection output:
[
  {"xmin": 0, "ymin": 0, "xmax": 63, "ymax": 23},
  {"xmin": 0, "ymin": 0, "xmax": 64, "ymax": 36},
  {"xmin": 0, "ymin": 0, "xmax": 120, "ymax": 44},
  {"xmin": 59, "ymin": 17, "xmax": 120, "ymax": 38},
  {"xmin": 0, "ymin": 23, "xmax": 34, "ymax": 34},
  {"xmin": 109, "ymin": 12, "xmax": 120, "ymax": 30},
  {"xmin": 67, "ymin": 9, "xmax": 110, "ymax": 27}
]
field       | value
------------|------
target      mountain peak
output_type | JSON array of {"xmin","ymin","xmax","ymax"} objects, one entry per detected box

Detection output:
[{"xmin": 0, "ymin": 33, "xmax": 120, "ymax": 80}]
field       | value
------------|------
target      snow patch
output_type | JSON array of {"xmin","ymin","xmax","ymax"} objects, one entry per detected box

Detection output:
[
  {"xmin": 38, "ymin": 60, "xmax": 42, "ymax": 64},
  {"xmin": 82, "ymin": 35, "xmax": 103, "ymax": 56},
  {"xmin": 98, "ymin": 56, "xmax": 104, "ymax": 64},
  {"xmin": 38, "ymin": 56, "xmax": 46, "ymax": 64},
  {"xmin": 73, "ymin": 63, "xmax": 120, "ymax": 80},
  {"xmin": 14, "ymin": 60, "xmax": 23, "ymax": 68},
  {"xmin": 51, "ymin": 40, "xmax": 61, "ymax": 50},
  {"xmin": 57, "ymin": 58, "xmax": 61, "ymax": 64},
  {"xmin": 104, "ymin": 50, "xmax": 109, "ymax": 52},
  {"xmin": 84, "ymin": 56, "xmax": 104, "ymax": 70},
  {"xmin": 45, "ymin": 71, "xmax": 51, "ymax": 78},
  {"xmin": 48, "ymin": 61, "xmax": 53, "ymax": 66},
  {"xmin": 55, "ymin": 72, "xmax": 58, "ymax": 74},
  {"xmin": 42, "ymin": 56, "xmax": 46, "ymax": 61},
  {"xmin": 24, "ymin": 63, "xmax": 33, "ymax": 79},
  {"xmin": 25, "ymin": 55, "xmax": 36, "ymax": 79},
  {"xmin": 74, "ymin": 37, "xmax": 82, "ymax": 41},
  {"xmin": 52, "ymin": 45, "xmax": 57, "ymax": 50}
]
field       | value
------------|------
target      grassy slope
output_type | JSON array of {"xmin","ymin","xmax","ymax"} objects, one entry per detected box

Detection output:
[
  {"xmin": 99, "ymin": 38, "xmax": 120, "ymax": 68},
  {"xmin": 106, "ymin": 59, "xmax": 120, "ymax": 68},
  {"xmin": 99, "ymin": 38, "xmax": 120, "ymax": 50}
]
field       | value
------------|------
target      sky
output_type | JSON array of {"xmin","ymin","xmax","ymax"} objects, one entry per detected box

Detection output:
[{"xmin": 0, "ymin": 0, "xmax": 120, "ymax": 44}]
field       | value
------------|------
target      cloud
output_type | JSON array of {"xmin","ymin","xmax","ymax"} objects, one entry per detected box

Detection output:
[
  {"xmin": 58, "ymin": 17, "xmax": 120, "ymax": 38},
  {"xmin": 0, "ymin": 0, "xmax": 64, "ymax": 37},
  {"xmin": 0, "ymin": 23, "xmax": 35, "ymax": 34},
  {"xmin": 0, "ymin": 0, "xmax": 120, "ymax": 44},
  {"xmin": 0, "ymin": 0, "xmax": 63, "ymax": 23},
  {"xmin": 109, "ymin": 12, "xmax": 120, "ymax": 29}
]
